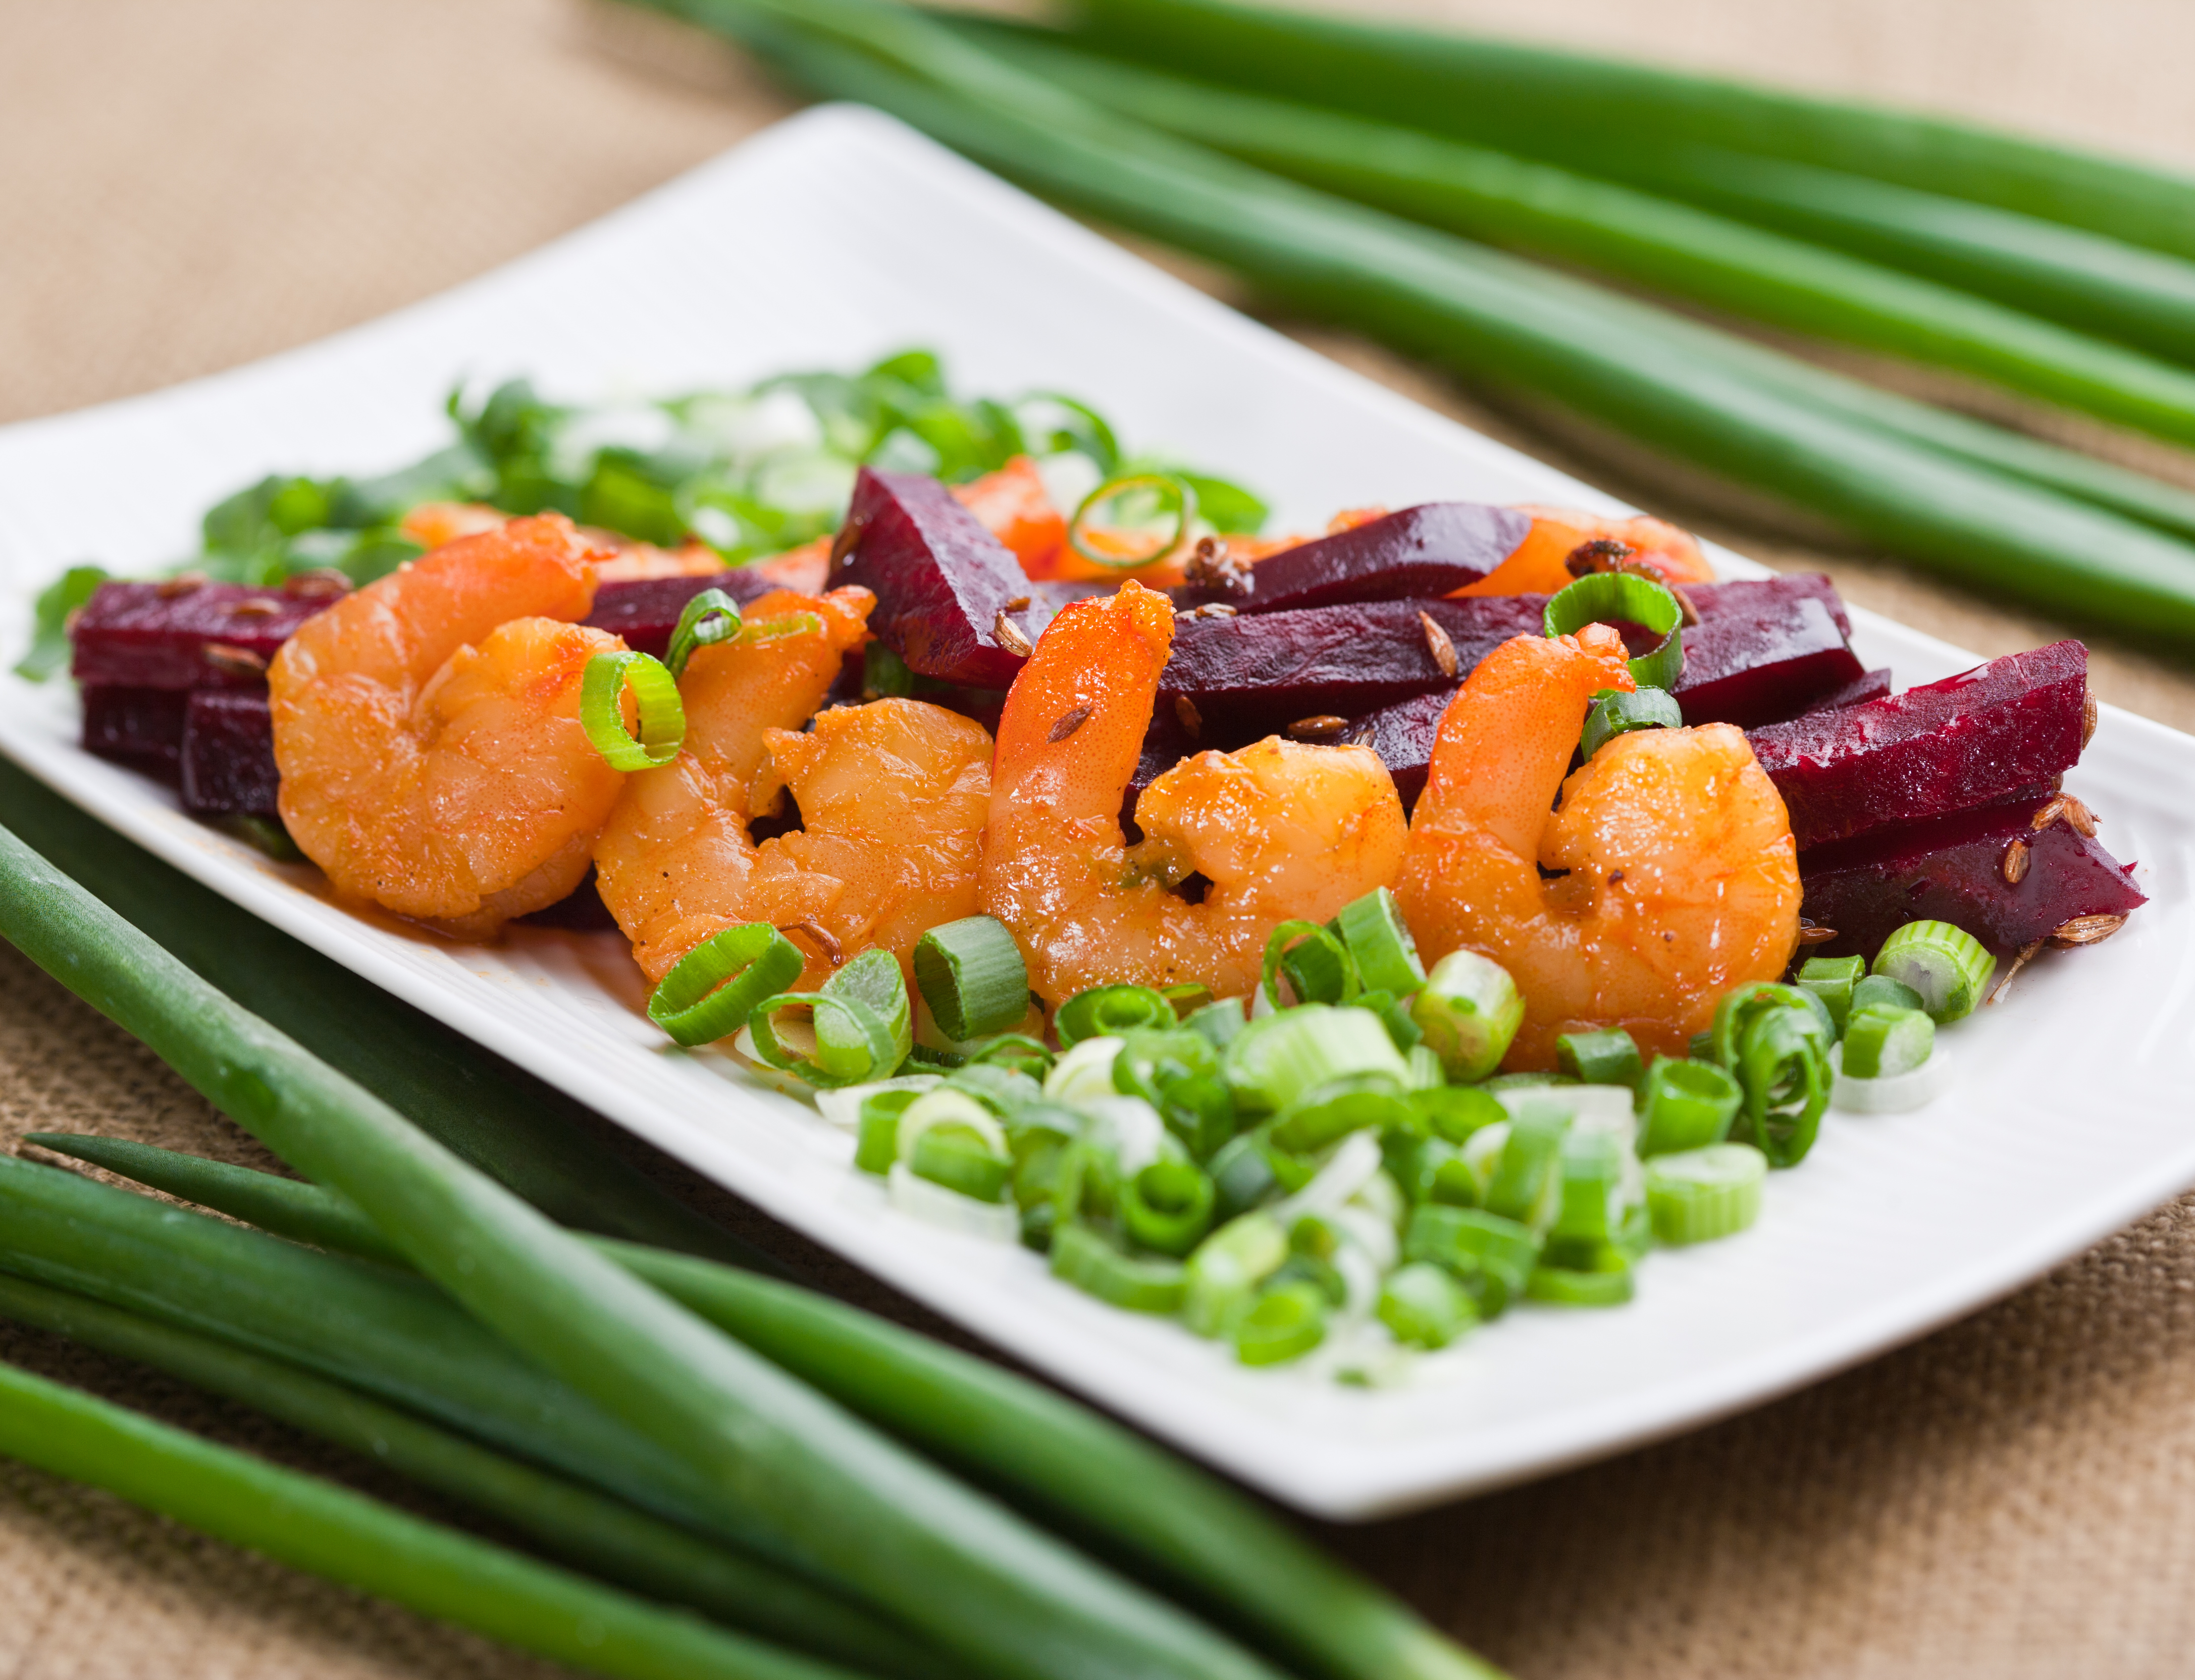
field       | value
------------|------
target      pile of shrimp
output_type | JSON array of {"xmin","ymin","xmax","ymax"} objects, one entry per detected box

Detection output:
[{"xmin": 272, "ymin": 486, "xmax": 1793, "ymax": 1068}]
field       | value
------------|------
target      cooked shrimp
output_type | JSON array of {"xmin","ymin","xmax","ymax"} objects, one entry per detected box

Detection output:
[
  {"xmin": 592, "ymin": 588, "xmax": 993, "ymax": 993},
  {"xmin": 269, "ymin": 513, "xmax": 625, "ymax": 938},
  {"xmin": 1396, "ymin": 627, "xmax": 1802, "ymax": 1068},
  {"xmin": 1458, "ymin": 506, "xmax": 1712, "ymax": 597},
  {"xmin": 980, "ymin": 580, "xmax": 1407, "ymax": 1005}
]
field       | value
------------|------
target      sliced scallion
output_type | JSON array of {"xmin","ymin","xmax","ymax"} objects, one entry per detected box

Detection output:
[
  {"xmin": 1850, "ymin": 972, "xmax": 1926, "ymax": 1015},
  {"xmin": 854, "ymin": 1087, "xmax": 924, "ymax": 1175},
  {"xmin": 1644, "ymin": 1143, "xmax": 1767, "ymax": 1244},
  {"xmin": 663, "ymin": 588, "xmax": 744, "ymax": 681},
  {"xmin": 1261, "ymin": 919, "xmax": 1359, "ymax": 1008},
  {"xmin": 580, "ymin": 649, "xmax": 685, "ymax": 771},
  {"xmin": 1542, "ymin": 571, "xmax": 1685, "ymax": 689},
  {"xmin": 1051, "ymin": 1220, "xmax": 1190, "ymax": 1312},
  {"xmin": 1069, "ymin": 471, "xmax": 1197, "ymax": 570},
  {"xmin": 1330, "ymin": 887, "xmax": 1424, "ymax": 997},
  {"xmin": 748, "ymin": 949, "xmax": 913, "ymax": 1088},
  {"xmin": 1839, "ymin": 1004, "xmax": 1936, "ymax": 1079},
  {"xmin": 1872, "ymin": 919, "xmax": 1997, "ymax": 1023},
  {"xmin": 1233, "ymin": 1279, "xmax": 1328, "ymax": 1367},
  {"xmin": 1707, "ymin": 980, "xmax": 1836, "ymax": 1068},
  {"xmin": 1831, "ymin": 1041, "xmax": 1954, "ymax": 1113},
  {"xmin": 1408, "ymin": 950, "xmax": 1525, "ymax": 1082},
  {"xmin": 1410, "ymin": 1084, "xmax": 1506, "ymax": 1144},
  {"xmin": 1056, "ymin": 983, "xmax": 1175, "ymax": 1045},
  {"xmin": 1222, "ymin": 1005, "xmax": 1408, "ymax": 1115},
  {"xmin": 1375, "ymin": 1261, "xmax": 1477, "ymax": 1349},
  {"xmin": 1269, "ymin": 1074, "xmax": 1414, "ymax": 1154},
  {"xmin": 1183, "ymin": 1212, "xmax": 1289, "ymax": 1336},
  {"xmin": 1402, "ymin": 1204, "xmax": 1541, "ymax": 1316},
  {"xmin": 1579, "ymin": 686, "xmax": 1684, "ymax": 758},
  {"xmin": 1482, "ymin": 1111, "xmax": 1569, "ymax": 1231},
  {"xmin": 1636, "ymin": 1056, "xmax": 1742, "ymax": 1156},
  {"xmin": 1524, "ymin": 1262, "xmax": 1635, "ymax": 1306},
  {"xmin": 647, "ymin": 923, "xmax": 806, "ymax": 1047},
  {"xmin": 1120, "ymin": 1159, "xmax": 1218, "ymax": 1256},
  {"xmin": 1554, "ymin": 1027, "xmax": 1643, "ymax": 1091},
  {"xmin": 1732, "ymin": 1008, "xmax": 1830, "ymax": 1168},
  {"xmin": 913, "ymin": 916, "xmax": 1032, "ymax": 1041},
  {"xmin": 1794, "ymin": 953, "xmax": 1868, "ymax": 1034},
  {"xmin": 1548, "ymin": 1129, "xmax": 1626, "ymax": 1246}
]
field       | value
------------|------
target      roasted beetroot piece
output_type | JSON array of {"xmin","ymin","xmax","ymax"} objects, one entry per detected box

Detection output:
[
  {"xmin": 1159, "ymin": 596, "xmax": 1542, "ymax": 732},
  {"xmin": 1671, "ymin": 587, "xmax": 1864, "ymax": 729},
  {"xmin": 830, "ymin": 467, "xmax": 1044, "ymax": 688},
  {"xmin": 1173, "ymin": 503, "xmax": 1529, "ymax": 614},
  {"xmin": 79, "ymin": 685, "xmax": 191, "ymax": 773},
  {"xmin": 1799, "ymin": 792, "xmax": 2144, "ymax": 958},
  {"xmin": 1684, "ymin": 573, "xmax": 1852, "ymax": 639},
  {"xmin": 1342, "ymin": 688, "xmax": 1454, "ymax": 811},
  {"xmin": 582, "ymin": 571, "xmax": 781, "ymax": 657},
  {"xmin": 179, "ymin": 691, "xmax": 280, "ymax": 816},
  {"xmin": 1801, "ymin": 667, "xmax": 1893, "ymax": 714},
  {"xmin": 1749, "ymin": 641, "xmax": 2089, "ymax": 849},
  {"xmin": 71, "ymin": 580, "xmax": 339, "ymax": 690}
]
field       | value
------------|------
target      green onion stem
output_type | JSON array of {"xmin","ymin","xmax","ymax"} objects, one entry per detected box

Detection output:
[
  {"xmin": 1579, "ymin": 688, "xmax": 1682, "ymax": 759},
  {"xmin": 0, "ymin": 822, "xmax": 1290, "ymax": 1680},
  {"xmin": 651, "ymin": 923, "xmax": 808, "ymax": 1047},
  {"xmin": 1871, "ymin": 920, "xmax": 1997, "ymax": 1024},
  {"xmin": 913, "ymin": 916, "xmax": 1032, "ymax": 1041},
  {"xmin": 582, "ymin": 649, "xmax": 687, "ymax": 770},
  {"xmin": 0, "ymin": 1355, "xmax": 863, "ymax": 1680},
  {"xmin": 655, "ymin": 0, "xmax": 2195, "ymax": 643},
  {"xmin": 0, "ymin": 1267, "xmax": 946, "ymax": 1680},
  {"xmin": 1542, "ymin": 573, "xmax": 1683, "ymax": 689}
]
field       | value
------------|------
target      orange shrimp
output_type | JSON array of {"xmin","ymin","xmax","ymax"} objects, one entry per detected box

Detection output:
[
  {"xmin": 268, "ymin": 513, "xmax": 625, "ymax": 938},
  {"xmin": 592, "ymin": 588, "xmax": 992, "ymax": 994},
  {"xmin": 980, "ymin": 581, "xmax": 1407, "ymax": 1006},
  {"xmin": 1458, "ymin": 506, "xmax": 1712, "ymax": 597},
  {"xmin": 1396, "ymin": 626, "xmax": 1801, "ymax": 1068}
]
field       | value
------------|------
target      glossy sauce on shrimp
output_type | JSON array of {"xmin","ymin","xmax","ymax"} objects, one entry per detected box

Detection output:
[
  {"xmin": 592, "ymin": 588, "xmax": 994, "ymax": 993},
  {"xmin": 268, "ymin": 513, "xmax": 626, "ymax": 938},
  {"xmin": 1397, "ymin": 625, "xmax": 1802, "ymax": 1067},
  {"xmin": 980, "ymin": 580, "xmax": 1407, "ymax": 1005}
]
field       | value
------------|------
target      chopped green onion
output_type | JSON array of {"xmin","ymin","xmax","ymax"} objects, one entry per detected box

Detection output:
[
  {"xmin": 1831, "ymin": 1042, "xmax": 1953, "ymax": 1113},
  {"xmin": 1113, "ymin": 1029, "xmax": 1235, "ymax": 1160},
  {"xmin": 1872, "ymin": 919, "xmax": 1997, "ymax": 1023},
  {"xmin": 1482, "ymin": 1110, "xmax": 1569, "ymax": 1230},
  {"xmin": 905, "ymin": 1043, "xmax": 968, "ymax": 1070},
  {"xmin": 1554, "ymin": 1027, "xmax": 1643, "ymax": 1091},
  {"xmin": 1542, "ymin": 571, "xmax": 1685, "ymax": 689},
  {"xmin": 1850, "ymin": 972, "xmax": 1926, "ymax": 1015},
  {"xmin": 1410, "ymin": 1084, "xmax": 1506, "ymax": 1143},
  {"xmin": 1330, "ymin": 887, "xmax": 1424, "ymax": 996},
  {"xmin": 1794, "ymin": 954, "xmax": 1868, "ymax": 1034},
  {"xmin": 1207, "ymin": 1132, "xmax": 1281, "ymax": 1219},
  {"xmin": 1184, "ymin": 995, "xmax": 1248, "ymax": 1049},
  {"xmin": 1402, "ymin": 1204, "xmax": 1542, "ymax": 1316},
  {"xmin": 1121, "ymin": 1159, "xmax": 1218, "ymax": 1256},
  {"xmin": 1732, "ymin": 1007, "xmax": 1830, "ymax": 1168},
  {"xmin": 1069, "ymin": 471, "xmax": 1197, "ymax": 569},
  {"xmin": 748, "ymin": 949, "xmax": 913, "ymax": 1088},
  {"xmin": 1351, "ymin": 988, "xmax": 1425, "ymax": 1054},
  {"xmin": 909, "ymin": 1124, "xmax": 1012, "ymax": 1202},
  {"xmin": 1050, "ymin": 1220, "xmax": 1190, "ymax": 1312},
  {"xmin": 1262, "ymin": 919, "xmax": 1358, "ymax": 1007},
  {"xmin": 1376, "ymin": 1261, "xmax": 1478, "ymax": 1349},
  {"xmin": 854, "ymin": 1087, "xmax": 925, "ymax": 1175},
  {"xmin": 1525, "ymin": 1261, "xmax": 1635, "ymax": 1306},
  {"xmin": 913, "ymin": 916, "xmax": 1032, "ymax": 1041},
  {"xmin": 579, "ymin": 649, "xmax": 685, "ymax": 771},
  {"xmin": 1707, "ymin": 980, "xmax": 1836, "ymax": 1068},
  {"xmin": 1043, "ymin": 1034, "xmax": 1128, "ymax": 1106},
  {"xmin": 1268, "ymin": 1074, "xmax": 1414, "ymax": 1154},
  {"xmin": 1645, "ymin": 1143, "xmax": 1768, "ymax": 1244},
  {"xmin": 1387, "ymin": 1137, "xmax": 1476, "ymax": 1208},
  {"xmin": 1408, "ymin": 950, "xmax": 1525, "ymax": 1082},
  {"xmin": 1055, "ymin": 983, "xmax": 1174, "ymax": 1045},
  {"xmin": 662, "ymin": 588, "xmax": 744, "ymax": 680},
  {"xmin": 963, "ymin": 1033, "xmax": 1054, "ymax": 1079},
  {"xmin": 1549, "ymin": 1129, "xmax": 1626, "ymax": 1245},
  {"xmin": 1233, "ymin": 1279, "xmax": 1329, "ymax": 1366},
  {"xmin": 1183, "ymin": 1212, "xmax": 1289, "ymax": 1336},
  {"xmin": 1840, "ymin": 1004, "xmax": 1936, "ymax": 1079},
  {"xmin": 646, "ymin": 922, "xmax": 806, "ymax": 1047},
  {"xmin": 1222, "ymin": 1005, "xmax": 1408, "ymax": 1115},
  {"xmin": 1579, "ymin": 686, "xmax": 1684, "ymax": 758},
  {"xmin": 1402, "ymin": 1043, "xmax": 1444, "ymax": 1090},
  {"xmin": 1636, "ymin": 1056, "xmax": 1742, "ymax": 1156}
]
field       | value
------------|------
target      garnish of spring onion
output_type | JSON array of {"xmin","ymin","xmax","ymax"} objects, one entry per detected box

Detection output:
[
  {"xmin": 1055, "ymin": 984, "xmax": 1175, "ymax": 1045},
  {"xmin": 1261, "ymin": 919, "xmax": 1359, "ymax": 1008},
  {"xmin": 1051, "ymin": 1221, "xmax": 1189, "ymax": 1313},
  {"xmin": 1732, "ymin": 1006, "xmax": 1831, "ymax": 1168},
  {"xmin": 644, "ymin": 921, "xmax": 805, "ymax": 1047},
  {"xmin": 1068, "ymin": 471, "xmax": 1198, "ymax": 570},
  {"xmin": 1329, "ymin": 887, "xmax": 1424, "ymax": 998},
  {"xmin": 1644, "ymin": 1143, "xmax": 1768, "ymax": 1244},
  {"xmin": 1403, "ymin": 1205, "xmax": 1542, "ymax": 1316},
  {"xmin": 1542, "ymin": 571, "xmax": 1686, "ymax": 690},
  {"xmin": 1554, "ymin": 1027, "xmax": 1643, "ymax": 1091},
  {"xmin": 1707, "ymin": 980, "xmax": 1836, "ymax": 1068},
  {"xmin": 579, "ymin": 650, "xmax": 686, "ymax": 771},
  {"xmin": 1408, "ymin": 949, "xmax": 1525, "ymax": 1082},
  {"xmin": 748, "ymin": 948, "xmax": 914, "ymax": 1088},
  {"xmin": 1578, "ymin": 686, "xmax": 1684, "ymax": 758},
  {"xmin": 1183, "ymin": 1213, "xmax": 1289, "ymax": 1337},
  {"xmin": 1872, "ymin": 919, "xmax": 1998, "ymax": 1023},
  {"xmin": 1268, "ymin": 1074, "xmax": 1414, "ymax": 1155},
  {"xmin": 1636, "ymin": 1055, "xmax": 1742, "ymax": 1156},
  {"xmin": 1233, "ymin": 1280, "xmax": 1330, "ymax": 1367},
  {"xmin": 662, "ymin": 587, "xmax": 743, "ymax": 681},
  {"xmin": 1222, "ymin": 1005, "xmax": 1408, "ymax": 1116},
  {"xmin": 1831, "ymin": 1039, "xmax": 1955, "ymax": 1114},
  {"xmin": 1524, "ymin": 1262, "xmax": 1635, "ymax": 1307},
  {"xmin": 1482, "ymin": 1111, "xmax": 1569, "ymax": 1231},
  {"xmin": 1850, "ymin": 972, "xmax": 1926, "ymax": 1016},
  {"xmin": 854, "ymin": 1086, "xmax": 926, "ymax": 1174},
  {"xmin": 1120, "ymin": 1159, "xmax": 1219, "ymax": 1257},
  {"xmin": 913, "ymin": 916, "xmax": 1032, "ymax": 1042},
  {"xmin": 1795, "ymin": 953, "xmax": 1868, "ymax": 1034},
  {"xmin": 1375, "ymin": 1262, "xmax": 1477, "ymax": 1350},
  {"xmin": 1548, "ymin": 1129, "xmax": 1627, "ymax": 1246},
  {"xmin": 1839, "ymin": 1003, "xmax": 1936, "ymax": 1079}
]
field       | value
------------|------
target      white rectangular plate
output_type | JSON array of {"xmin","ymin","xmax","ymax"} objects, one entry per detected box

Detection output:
[{"xmin": 3, "ymin": 107, "xmax": 2190, "ymax": 1519}]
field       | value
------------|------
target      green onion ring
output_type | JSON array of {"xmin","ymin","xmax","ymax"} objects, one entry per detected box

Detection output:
[
  {"xmin": 1260, "ymin": 920, "xmax": 1360, "ymax": 1009},
  {"xmin": 1543, "ymin": 571, "xmax": 1687, "ymax": 690},
  {"xmin": 748, "ymin": 991, "xmax": 904, "ymax": 1089},
  {"xmin": 1329, "ymin": 887, "xmax": 1424, "ymax": 998},
  {"xmin": 1054, "ymin": 984, "xmax": 1174, "ymax": 1046},
  {"xmin": 1579, "ymin": 686, "xmax": 1685, "ymax": 757},
  {"xmin": 579, "ymin": 650, "xmax": 685, "ymax": 771},
  {"xmin": 645, "ymin": 922, "xmax": 804, "ymax": 1047},
  {"xmin": 1068, "ymin": 472, "xmax": 1197, "ymax": 571},
  {"xmin": 1733, "ymin": 1006, "xmax": 1831, "ymax": 1168},
  {"xmin": 662, "ymin": 588, "xmax": 744, "ymax": 680}
]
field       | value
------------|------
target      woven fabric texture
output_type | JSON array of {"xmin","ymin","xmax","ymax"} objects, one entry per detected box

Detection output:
[{"xmin": 2, "ymin": 2, "xmax": 2192, "ymax": 1675}]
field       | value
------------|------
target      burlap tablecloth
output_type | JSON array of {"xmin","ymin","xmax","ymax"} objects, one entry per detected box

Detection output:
[{"xmin": 4, "ymin": 3, "xmax": 2194, "ymax": 1674}]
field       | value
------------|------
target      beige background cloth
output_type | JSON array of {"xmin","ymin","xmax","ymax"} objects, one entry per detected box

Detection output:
[{"xmin": 3, "ymin": 2, "xmax": 2194, "ymax": 1674}]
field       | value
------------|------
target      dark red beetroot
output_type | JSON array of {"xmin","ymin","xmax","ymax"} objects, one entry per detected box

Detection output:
[
  {"xmin": 1799, "ymin": 793, "xmax": 2144, "ymax": 958},
  {"xmin": 71, "ymin": 580, "xmax": 338, "ymax": 690},
  {"xmin": 582, "ymin": 572, "xmax": 784, "ymax": 657},
  {"xmin": 1342, "ymin": 688, "xmax": 1454, "ymax": 811},
  {"xmin": 80, "ymin": 686, "xmax": 192, "ymax": 773},
  {"xmin": 1749, "ymin": 641, "xmax": 2089, "ymax": 849},
  {"xmin": 1172, "ymin": 503, "xmax": 1529, "ymax": 614},
  {"xmin": 1670, "ymin": 588, "xmax": 1864, "ymax": 729},
  {"xmin": 830, "ymin": 467, "xmax": 1049, "ymax": 688},
  {"xmin": 179, "ymin": 691, "xmax": 280, "ymax": 816},
  {"xmin": 1685, "ymin": 574, "xmax": 1852, "ymax": 640},
  {"xmin": 1801, "ymin": 668, "xmax": 1893, "ymax": 714}
]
